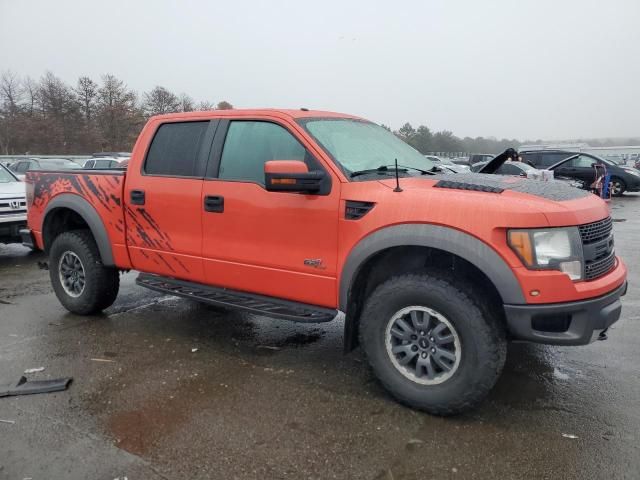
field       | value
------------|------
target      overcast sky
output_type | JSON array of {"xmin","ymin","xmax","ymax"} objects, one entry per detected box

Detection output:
[{"xmin": 1, "ymin": 0, "xmax": 639, "ymax": 140}]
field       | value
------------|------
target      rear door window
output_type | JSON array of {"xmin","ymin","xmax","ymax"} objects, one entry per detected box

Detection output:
[
  {"xmin": 15, "ymin": 162, "xmax": 29, "ymax": 173},
  {"xmin": 497, "ymin": 163, "xmax": 522, "ymax": 175},
  {"xmin": 570, "ymin": 155, "xmax": 597, "ymax": 168},
  {"xmin": 145, "ymin": 121, "xmax": 210, "ymax": 177},
  {"xmin": 541, "ymin": 152, "xmax": 574, "ymax": 167}
]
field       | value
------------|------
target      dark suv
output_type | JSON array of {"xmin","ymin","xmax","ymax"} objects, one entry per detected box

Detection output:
[{"xmin": 520, "ymin": 150, "xmax": 640, "ymax": 196}]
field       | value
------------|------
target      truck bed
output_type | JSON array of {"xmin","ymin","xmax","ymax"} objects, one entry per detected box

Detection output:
[{"xmin": 26, "ymin": 169, "xmax": 128, "ymax": 258}]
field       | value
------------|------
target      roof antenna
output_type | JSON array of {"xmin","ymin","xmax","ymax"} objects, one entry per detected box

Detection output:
[{"xmin": 393, "ymin": 158, "xmax": 403, "ymax": 192}]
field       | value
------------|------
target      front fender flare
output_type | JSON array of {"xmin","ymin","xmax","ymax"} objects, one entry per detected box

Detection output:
[
  {"xmin": 339, "ymin": 223, "xmax": 525, "ymax": 312},
  {"xmin": 43, "ymin": 193, "xmax": 115, "ymax": 266}
]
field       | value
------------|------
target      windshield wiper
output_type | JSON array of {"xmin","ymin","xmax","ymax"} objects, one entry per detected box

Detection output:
[{"xmin": 350, "ymin": 164, "xmax": 434, "ymax": 178}]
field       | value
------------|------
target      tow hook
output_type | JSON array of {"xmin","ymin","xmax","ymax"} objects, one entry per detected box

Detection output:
[{"xmin": 598, "ymin": 329, "xmax": 609, "ymax": 341}]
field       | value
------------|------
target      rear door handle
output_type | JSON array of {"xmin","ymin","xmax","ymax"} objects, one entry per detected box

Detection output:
[
  {"xmin": 130, "ymin": 190, "xmax": 145, "ymax": 205},
  {"xmin": 204, "ymin": 195, "xmax": 224, "ymax": 213}
]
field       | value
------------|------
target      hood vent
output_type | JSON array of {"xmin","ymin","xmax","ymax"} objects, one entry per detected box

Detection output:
[
  {"xmin": 434, "ymin": 180, "xmax": 504, "ymax": 194},
  {"xmin": 345, "ymin": 201, "xmax": 375, "ymax": 220}
]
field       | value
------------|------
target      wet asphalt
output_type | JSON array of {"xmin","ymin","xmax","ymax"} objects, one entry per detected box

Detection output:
[{"xmin": 0, "ymin": 195, "xmax": 638, "ymax": 480}]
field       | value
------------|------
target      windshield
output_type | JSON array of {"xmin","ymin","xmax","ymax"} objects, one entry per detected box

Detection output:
[
  {"xmin": 300, "ymin": 119, "xmax": 434, "ymax": 177},
  {"xmin": 0, "ymin": 165, "xmax": 18, "ymax": 183}
]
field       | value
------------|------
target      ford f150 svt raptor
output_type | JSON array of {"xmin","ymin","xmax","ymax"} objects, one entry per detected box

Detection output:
[{"xmin": 24, "ymin": 109, "xmax": 627, "ymax": 415}]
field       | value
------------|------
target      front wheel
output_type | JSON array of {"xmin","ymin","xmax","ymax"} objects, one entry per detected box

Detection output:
[
  {"xmin": 609, "ymin": 177, "xmax": 626, "ymax": 197},
  {"xmin": 49, "ymin": 230, "xmax": 120, "ymax": 315},
  {"xmin": 359, "ymin": 273, "xmax": 506, "ymax": 415}
]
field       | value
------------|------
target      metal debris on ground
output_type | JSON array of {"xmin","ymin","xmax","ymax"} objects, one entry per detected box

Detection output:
[
  {"xmin": 562, "ymin": 433, "xmax": 579, "ymax": 439},
  {"xmin": 0, "ymin": 376, "xmax": 72, "ymax": 398},
  {"xmin": 24, "ymin": 367, "xmax": 45, "ymax": 374},
  {"xmin": 0, "ymin": 419, "xmax": 16, "ymax": 424},
  {"xmin": 90, "ymin": 358, "xmax": 116, "ymax": 363},
  {"xmin": 191, "ymin": 347, "xmax": 198, "ymax": 353},
  {"xmin": 257, "ymin": 345, "xmax": 281, "ymax": 351}
]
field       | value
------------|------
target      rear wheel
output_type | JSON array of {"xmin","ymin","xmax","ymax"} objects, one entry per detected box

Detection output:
[
  {"xmin": 359, "ymin": 273, "xmax": 506, "ymax": 415},
  {"xmin": 49, "ymin": 230, "xmax": 119, "ymax": 314}
]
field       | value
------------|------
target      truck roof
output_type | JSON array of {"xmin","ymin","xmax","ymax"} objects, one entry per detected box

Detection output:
[{"xmin": 150, "ymin": 108, "xmax": 363, "ymax": 122}]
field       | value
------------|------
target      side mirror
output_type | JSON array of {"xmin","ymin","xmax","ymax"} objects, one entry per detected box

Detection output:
[{"xmin": 264, "ymin": 160, "xmax": 324, "ymax": 193}]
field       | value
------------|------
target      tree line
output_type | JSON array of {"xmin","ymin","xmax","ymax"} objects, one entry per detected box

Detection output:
[
  {"xmin": 1, "ymin": 70, "xmax": 637, "ymax": 156},
  {"xmin": 0, "ymin": 71, "xmax": 233, "ymax": 155},
  {"xmin": 386, "ymin": 123, "xmax": 522, "ymax": 156}
]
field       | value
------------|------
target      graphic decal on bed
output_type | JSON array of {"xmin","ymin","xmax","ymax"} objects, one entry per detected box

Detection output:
[{"xmin": 27, "ymin": 171, "xmax": 189, "ymax": 274}]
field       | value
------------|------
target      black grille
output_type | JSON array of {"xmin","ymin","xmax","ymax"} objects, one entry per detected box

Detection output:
[
  {"xmin": 0, "ymin": 210, "xmax": 26, "ymax": 216},
  {"xmin": 345, "ymin": 201, "xmax": 375, "ymax": 220},
  {"xmin": 579, "ymin": 217, "xmax": 612, "ymax": 244},
  {"xmin": 585, "ymin": 253, "xmax": 616, "ymax": 280}
]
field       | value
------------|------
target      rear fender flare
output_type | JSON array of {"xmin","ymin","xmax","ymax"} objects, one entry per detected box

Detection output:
[{"xmin": 43, "ymin": 193, "xmax": 115, "ymax": 266}]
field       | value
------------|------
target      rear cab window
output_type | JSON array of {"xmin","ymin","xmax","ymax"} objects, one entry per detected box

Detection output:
[{"xmin": 144, "ymin": 121, "xmax": 210, "ymax": 177}]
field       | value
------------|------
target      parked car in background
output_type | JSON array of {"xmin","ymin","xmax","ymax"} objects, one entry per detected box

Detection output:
[
  {"xmin": 473, "ymin": 158, "xmax": 583, "ymax": 188},
  {"xmin": 9, "ymin": 158, "xmax": 80, "ymax": 180},
  {"xmin": 471, "ymin": 159, "xmax": 535, "ymax": 175},
  {"xmin": 450, "ymin": 156, "xmax": 470, "ymax": 166},
  {"xmin": 520, "ymin": 150, "xmax": 640, "ymax": 196},
  {"xmin": 468, "ymin": 154, "xmax": 495, "ymax": 165},
  {"xmin": 603, "ymin": 154, "xmax": 627, "ymax": 166},
  {"xmin": 83, "ymin": 158, "xmax": 122, "ymax": 169},
  {"xmin": 0, "ymin": 163, "xmax": 27, "ymax": 245},
  {"xmin": 425, "ymin": 155, "xmax": 469, "ymax": 173},
  {"xmin": 92, "ymin": 152, "xmax": 131, "ymax": 159}
]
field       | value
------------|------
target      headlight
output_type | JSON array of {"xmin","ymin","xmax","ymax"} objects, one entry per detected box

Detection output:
[{"xmin": 508, "ymin": 227, "xmax": 583, "ymax": 280}]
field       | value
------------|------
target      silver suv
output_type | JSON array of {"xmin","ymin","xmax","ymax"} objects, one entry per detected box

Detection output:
[{"xmin": 0, "ymin": 163, "xmax": 27, "ymax": 245}]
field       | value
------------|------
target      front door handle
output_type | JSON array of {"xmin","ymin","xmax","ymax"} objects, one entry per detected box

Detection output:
[
  {"xmin": 130, "ymin": 190, "xmax": 145, "ymax": 205},
  {"xmin": 204, "ymin": 195, "xmax": 224, "ymax": 213}
]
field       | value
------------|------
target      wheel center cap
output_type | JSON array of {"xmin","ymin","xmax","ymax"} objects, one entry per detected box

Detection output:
[{"xmin": 418, "ymin": 338, "xmax": 428, "ymax": 349}]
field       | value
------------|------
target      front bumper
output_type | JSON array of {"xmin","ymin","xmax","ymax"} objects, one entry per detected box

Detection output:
[
  {"xmin": 0, "ymin": 218, "xmax": 27, "ymax": 243},
  {"xmin": 504, "ymin": 281, "xmax": 627, "ymax": 345}
]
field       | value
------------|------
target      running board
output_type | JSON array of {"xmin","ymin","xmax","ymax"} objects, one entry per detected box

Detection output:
[{"xmin": 136, "ymin": 273, "xmax": 338, "ymax": 323}]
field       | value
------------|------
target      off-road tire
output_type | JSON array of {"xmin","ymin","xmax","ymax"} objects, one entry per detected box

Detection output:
[
  {"xmin": 359, "ymin": 273, "xmax": 506, "ymax": 416},
  {"xmin": 49, "ymin": 230, "xmax": 119, "ymax": 315}
]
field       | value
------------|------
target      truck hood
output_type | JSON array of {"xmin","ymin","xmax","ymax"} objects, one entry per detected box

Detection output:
[
  {"xmin": 0, "ymin": 182, "xmax": 26, "ymax": 198},
  {"xmin": 375, "ymin": 172, "xmax": 607, "ymax": 227}
]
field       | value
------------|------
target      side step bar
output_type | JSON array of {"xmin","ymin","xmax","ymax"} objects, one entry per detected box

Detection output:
[{"xmin": 136, "ymin": 273, "xmax": 338, "ymax": 323}]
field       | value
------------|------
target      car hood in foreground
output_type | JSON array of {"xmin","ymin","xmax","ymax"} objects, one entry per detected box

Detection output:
[{"xmin": 0, "ymin": 182, "xmax": 26, "ymax": 198}]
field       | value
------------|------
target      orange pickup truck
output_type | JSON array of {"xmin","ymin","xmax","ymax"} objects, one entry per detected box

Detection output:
[{"xmin": 24, "ymin": 109, "xmax": 627, "ymax": 415}]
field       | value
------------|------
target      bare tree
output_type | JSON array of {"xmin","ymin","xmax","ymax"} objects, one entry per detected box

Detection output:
[
  {"xmin": 22, "ymin": 76, "xmax": 39, "ymax": 117},
  {"xmin": 196, "ymin": 100, "xmax": 215, "ymax": 111},
  {"xmin": 0, "ymin": 71, "xmax": 27, "ymax": 154},
  {"xmin": 75, "ymin": 76, "xmax": 98, "ymax": 124},
  {"xmin": 37, "ymin": 72, "xmax": 82, "ymax": 152},
  {"xmin": 179, "ymin": 93, "xmax": 195, "ymax": 112},
  {"xmin": 216, "ymin": 100, "xmax": 233, "ymax": 110},
  {"xmin": 96, "ymin": 74, "xmax": 141, "ymax": 151},
  {"xmin": 143, "ymin": 86, "xmax": 180, "ymax": 116},
  {"xmin": 0, "ymin": 70, "xmax": 236, "ymax": 154},
  {"xmin": 0, "ymin": 71, "xmax": 22, "ymax": 114}
]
